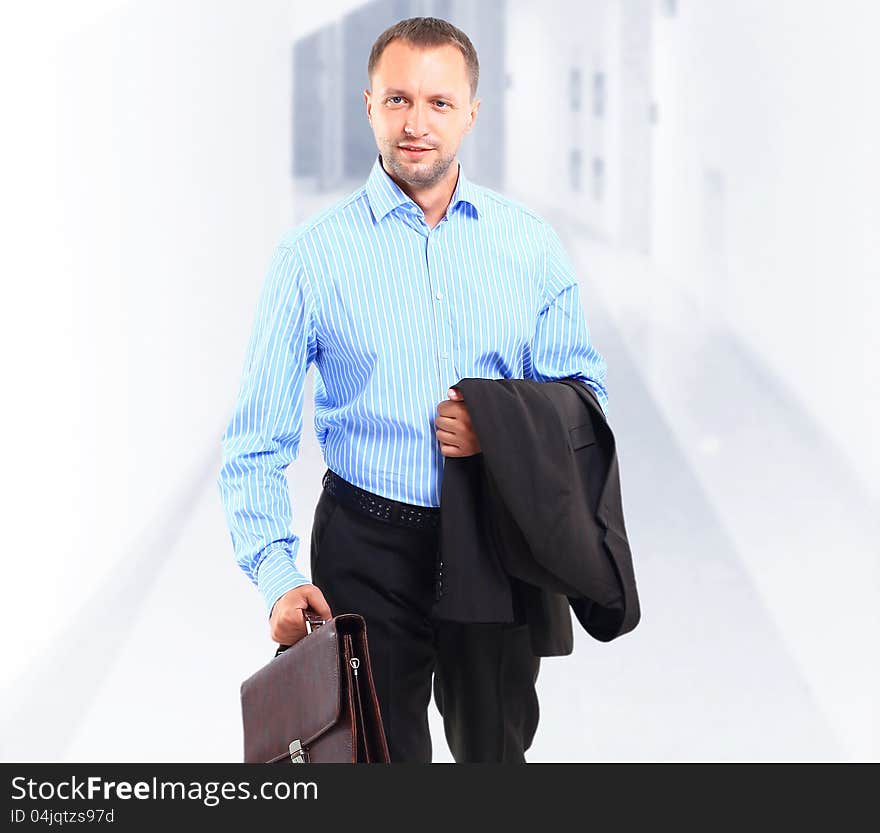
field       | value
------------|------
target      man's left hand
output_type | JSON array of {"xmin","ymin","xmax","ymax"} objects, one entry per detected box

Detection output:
[{"xmin": 435, "ymin": 387, "xmax": 481, "ymax": 457}]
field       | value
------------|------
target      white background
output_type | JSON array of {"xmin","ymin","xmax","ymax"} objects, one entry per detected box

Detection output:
[{"xmin": 0, "ymin": 0, "xmax": 876, "ymax": 762}]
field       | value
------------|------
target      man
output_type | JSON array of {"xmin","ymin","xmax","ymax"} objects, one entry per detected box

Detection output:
[{"xmin": 219, "ymin": 17, "xmax": 608, "ymax": 763}]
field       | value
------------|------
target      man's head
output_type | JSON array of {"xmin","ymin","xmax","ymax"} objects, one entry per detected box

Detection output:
[{"xmin": 364, "ymin": 17, "xmax": 481, "ymax": 190}]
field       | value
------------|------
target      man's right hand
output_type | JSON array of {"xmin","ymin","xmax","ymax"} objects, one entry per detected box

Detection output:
[{"xmin": 269, "ymin": 584, "xmax": 333, "ymax": 646}]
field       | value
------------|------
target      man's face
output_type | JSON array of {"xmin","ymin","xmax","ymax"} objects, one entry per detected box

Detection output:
[{"xmin": 364, "ymin": 40, "xmax": 480, "ymax": 189}]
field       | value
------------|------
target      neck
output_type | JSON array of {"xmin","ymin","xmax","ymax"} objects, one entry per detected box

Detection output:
[{"xmin": 381, "ymin": 156, "xmax": 460, "ymax": 229}]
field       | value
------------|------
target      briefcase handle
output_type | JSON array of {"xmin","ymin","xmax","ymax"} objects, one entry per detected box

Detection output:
[
  {"xmin": 274, "ymin": 609, "xmax": 326, "ymax": 657},
  {"xmin": 303, "ymin": 610, "xmax": 326, "ymax": 633}
]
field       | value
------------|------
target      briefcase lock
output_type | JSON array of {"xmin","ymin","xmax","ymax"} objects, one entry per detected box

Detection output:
[{"xmin": 288, "ymin": 739, "xmax": 309, "ymax": 763}]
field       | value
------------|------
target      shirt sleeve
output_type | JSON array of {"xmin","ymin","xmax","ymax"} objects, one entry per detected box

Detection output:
[
  {"xmin": 217, "ymin": 243, "xmax": 318, "ymax": 617},
  {"xmin": 528, "ymin": 221, "xmax": 610, "ymax": 415}
]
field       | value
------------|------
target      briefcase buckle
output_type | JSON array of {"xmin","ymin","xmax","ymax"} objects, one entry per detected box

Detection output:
[{"xmin": 289, "ymin": 739, "xmax": 309, "ymax": 763}]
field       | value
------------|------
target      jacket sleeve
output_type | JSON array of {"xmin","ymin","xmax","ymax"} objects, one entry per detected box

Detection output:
[
  {"xmin": 529, "ymin": 221, "xmax": 609, "ymax": 415},
  {"xmin": 217, "ymin": 243, "xmax": 318, "ymax": 617}
]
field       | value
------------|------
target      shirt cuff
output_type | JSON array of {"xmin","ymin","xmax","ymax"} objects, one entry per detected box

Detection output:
[{"xmin": 256, "ymin": 540, "xmax": 311, "ymax": 618}]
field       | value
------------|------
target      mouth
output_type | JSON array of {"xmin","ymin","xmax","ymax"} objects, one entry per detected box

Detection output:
[{"xmin": 399, "ymin": 145, "xmax": 434, "ymax": 158}]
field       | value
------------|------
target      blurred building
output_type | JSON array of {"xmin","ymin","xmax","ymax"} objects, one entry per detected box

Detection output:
[
  {"xmin": 293, "ymin": 0, "xmax": 507, "ymax": 191},
  {"xmin": 291, "ymin": 0, "xmax": 658, "ymax": 253},
  {"xmin": 505, "ymin": 0, "xmax": 653, "ymax": 252}
]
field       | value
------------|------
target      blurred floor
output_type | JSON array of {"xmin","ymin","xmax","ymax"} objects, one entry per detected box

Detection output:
[{"xmin": 2, "ymin": 184, "xmax": 875, "ymax": 763}]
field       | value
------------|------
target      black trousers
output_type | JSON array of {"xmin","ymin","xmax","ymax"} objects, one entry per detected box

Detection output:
[{"xmin": 310, "ymin": 475, "xmax": 541, "ymax": 763}]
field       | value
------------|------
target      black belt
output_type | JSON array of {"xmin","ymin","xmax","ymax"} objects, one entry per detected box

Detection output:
[{"xmin": 322, "ymin": 468, "xmax": 440, "ymax": 531}]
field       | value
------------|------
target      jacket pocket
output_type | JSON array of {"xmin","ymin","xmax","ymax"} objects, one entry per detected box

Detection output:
[{"xmin": 569, "ymin": 421, "xmax": 596, "ymax": 450}]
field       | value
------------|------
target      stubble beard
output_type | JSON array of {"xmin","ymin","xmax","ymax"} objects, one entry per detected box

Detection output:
[{"xmin": 380, "ymin": 141, "xmax": 457, "ymax": 189}]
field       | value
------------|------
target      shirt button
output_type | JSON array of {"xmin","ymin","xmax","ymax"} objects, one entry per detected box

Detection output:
[
  {"xmin": 435, "ymin": 292, "xmax": 443, "ymax": 300},
  {"xmin": 440, "ymin": 351, "xmax": 449, "ymax": 359}
]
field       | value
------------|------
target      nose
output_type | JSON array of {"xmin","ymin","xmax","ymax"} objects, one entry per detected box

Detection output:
[{"xmin": 404, "ymin": 101, "xmax": 429, "ymax": 137}]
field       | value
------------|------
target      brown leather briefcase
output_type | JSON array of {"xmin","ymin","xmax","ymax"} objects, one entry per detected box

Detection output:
[{"xmin": 240, "ymin": 611, "xmax": 390, "ymax": 763}]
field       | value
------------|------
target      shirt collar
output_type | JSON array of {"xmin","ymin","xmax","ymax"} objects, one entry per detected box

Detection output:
[{"xmin": 365, "ymin": 153, "xmax": 482, "ymax": 223}]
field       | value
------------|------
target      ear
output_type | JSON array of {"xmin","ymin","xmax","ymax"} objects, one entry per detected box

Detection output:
[
  {"xmin": 363, "ymin": 89, "xmax": 372, "ymax": 124},
  {"xmin": 465, "ymin": 97, "xmax": 481, "ymax": 134}
]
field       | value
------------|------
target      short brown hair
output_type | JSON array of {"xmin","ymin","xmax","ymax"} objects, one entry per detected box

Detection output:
[{"xmin": 367, "ymin": 17, "xmax": 479, "ymax": 100}]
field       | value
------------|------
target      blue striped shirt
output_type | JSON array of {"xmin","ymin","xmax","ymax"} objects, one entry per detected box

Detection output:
[{"xmin": 218, "ymin": 154, "xmax": 609, "ymax": 615}]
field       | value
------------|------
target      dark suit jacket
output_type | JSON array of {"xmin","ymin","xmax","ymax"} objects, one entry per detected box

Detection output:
[{"xmin": 432, "ymin": 376, "xmax": 640, "ymax": 656}]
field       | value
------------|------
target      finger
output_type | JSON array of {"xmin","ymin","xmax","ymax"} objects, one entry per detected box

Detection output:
[
  {"xmin": 271, "ymin": 613, "xmax": 305, "ymax": 645},
  {"xmin": 438, "ymin": 396, "xmax": 464, "ymax": 410},
  {"xmin": 435, "ymin": 428, "xmax": 460, "ymax": 446},
  {"xmin": 304, "ymin": 586, "xmax": 333, "ymax": 620},
  {"xmin": 436, "ymin": 405, "xmax": 465, "ymax": 422}
]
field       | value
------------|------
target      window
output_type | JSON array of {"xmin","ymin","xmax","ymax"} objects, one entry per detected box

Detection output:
[
  {"xmin": 569, "ymin": 68, "xmax": 582, "ymax": 112},
  {"xmin": 592, "ymin": 156, "xmax": 605, "ymax": 202},
  {"xmin": 569, "ymin": 148, "xmax": 582, "ymax": 192},
  {"xmin": 593, "ymin": 71, "xmax": 605, "ymax": 118}
]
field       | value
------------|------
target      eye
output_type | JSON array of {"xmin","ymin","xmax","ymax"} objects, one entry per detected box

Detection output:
[
  {"xmin": 435, "ymin": 100, "xmax": 449, "ymax": 108},
  {"xmin": 386, "ymin": 96, "xmax": 404, "ymax": 105}
]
